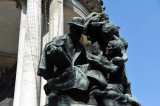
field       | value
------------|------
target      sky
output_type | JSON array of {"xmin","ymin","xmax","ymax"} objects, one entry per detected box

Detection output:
[{"xmin": 103, "ymin": 0, "xmax": 160, "ymax": 106}]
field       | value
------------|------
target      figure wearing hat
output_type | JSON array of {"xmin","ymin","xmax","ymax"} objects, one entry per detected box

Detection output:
[{"xmin": 38, "ymin": 17, "xmax": 90, "ymax": 105}]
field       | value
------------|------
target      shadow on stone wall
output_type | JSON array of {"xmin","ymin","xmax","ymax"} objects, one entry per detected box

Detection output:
[{"xmin": 0, "ymin": 63, "xmax": 17, "ymax": 106}]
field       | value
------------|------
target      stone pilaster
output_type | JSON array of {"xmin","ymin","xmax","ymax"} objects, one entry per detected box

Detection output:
[
  {"xmin": 18, "ymin": 0, "xmax": 42, "ymax": 105},
  {"xmin": 13, "ymin": 1, "xmax": 27, "ymax": 106},
  {"xmin": 40, "ymin": 1, "xmax": 64, "ymax": 106},
  {"xmin": 49, "ymin": 0, "xmax": 64, "ymax": 38},
  {"xmin": 40, "ymin": 33, "xmax": 49, "ymax": 106}
]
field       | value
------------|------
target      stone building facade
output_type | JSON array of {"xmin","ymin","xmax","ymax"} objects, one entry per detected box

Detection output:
[{"xmin": 0, "ymin": 0, "xmax": 103, "ymax": 106}]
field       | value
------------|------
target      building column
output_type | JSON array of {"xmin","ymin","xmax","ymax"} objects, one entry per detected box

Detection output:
[
  {"xmin": 49, "ymin": 0, "xmax": 64, "ymax": 38},
  {"xmin": 40, "ymin": 33, "xmax": 49, "ymax": 106},
  {"xmin": 13, "ymin": 2, "xmax": 27, "ymax": 106},
  {"xmin": 40, "ymin": 0, "xmax": 64, "ymax": 106},
  {"xmin": 17, "ymin": 0, "xmax": 42, "ymax": 106}
]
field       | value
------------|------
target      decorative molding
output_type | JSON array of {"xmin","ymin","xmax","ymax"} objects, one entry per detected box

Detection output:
[
  {"xmin": 64, "ymin": 0, "xmax": 89, "ymax": 18},
  {"xmin": 0, "ymin": 51, "xmax": 17, "ymax": 68},
  {"xmin": 78, "ymin": 0, "xmax": 103, "ymax": 13}
]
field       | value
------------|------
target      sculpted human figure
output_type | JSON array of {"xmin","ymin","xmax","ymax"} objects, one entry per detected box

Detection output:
[
  {"xmin": 85, "ymin": 12, "xmax": 128, "ymax": 50},
  {"xmin": 38, "ymin": 16, "xmax": 122, "ymax": 106},
  {"xmin": 37, "ymin": 17, "xmax": 90, "ymax": 106},
  {"xmin": 84, "ymin": 12, "xmax": 141, "ymax": 106},
  {"xmin": 92, "ymin": 36, "xmax": 140, "ymax": 106},
  {"xmin": 37, "ymin": 13, "xmax": 140, "ymax": 106}
]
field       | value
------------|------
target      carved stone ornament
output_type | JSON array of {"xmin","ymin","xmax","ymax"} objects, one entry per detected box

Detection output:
[{"xmin": 78, "ymin": 0, "xmax": 105, "ymax": 12}]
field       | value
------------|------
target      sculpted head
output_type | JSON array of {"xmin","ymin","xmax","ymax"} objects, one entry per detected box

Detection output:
[
  {"xmin": 85, "ymin": 12, "xmax": 109, "ymax": 24},
  {"xmin": 67, "ymin": 17, "xmax": 84, "ymax": 42},
  {"xmin": 84, "ymin": 12, "xmax": 110, "ymax": 43},
  {"xmin": 105, "ymin": 39, "xmax": 124, "ymax": 57},
  {"xmin": 102, "ymin": 22, "xmax": 119, "ymax": 40}
]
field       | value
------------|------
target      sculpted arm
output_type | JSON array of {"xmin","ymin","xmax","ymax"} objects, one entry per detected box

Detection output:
[
  {"xmin": 87, "ymin": 52, "xmax": 118, "ymax": 74},
  {"xmin": 110, "ymin": 35, "xmax": 128, "ymax": 66},
  {"xmin": 37, "ymin": 44, "xmax": 55, "ymax": 80}
]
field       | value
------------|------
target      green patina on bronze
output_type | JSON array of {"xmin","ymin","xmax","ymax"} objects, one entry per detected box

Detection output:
[{"xmin": 38, "ymin": 12, "xmax": 141, "ymax": 106}]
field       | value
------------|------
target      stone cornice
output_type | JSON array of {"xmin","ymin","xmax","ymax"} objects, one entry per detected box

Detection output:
[
  {"xmin": 78, "ymin": 0, "xmax": 104, "ymax": 13},
  {"xmin": 64, "ymin": 0, "xmax": 90, "ymax": 18},
  {"xmin": 2, "ymin": 0, "xmax": 104, "ymax": 12}
]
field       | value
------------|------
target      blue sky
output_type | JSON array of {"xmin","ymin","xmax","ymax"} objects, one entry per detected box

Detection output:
[{"xmin": 103, "ymin": 0, "xmax": 160, "ymax": 106}]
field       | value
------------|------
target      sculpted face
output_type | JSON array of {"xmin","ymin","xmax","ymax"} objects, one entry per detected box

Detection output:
[
  {"xmin": 105, "ymin": 40, "xmax": 123, "ymax": 57},
  {"xmin": 69, "ymin": 25, "xmax": 83, "ymax": 42}
]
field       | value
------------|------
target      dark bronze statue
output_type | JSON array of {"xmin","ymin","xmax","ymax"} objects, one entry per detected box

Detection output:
[
  {"xmin": 38, "ymin": 14, "xmax": 141, "ymax": 106},
  {"xmin": 84, "ymin": 12, "xmax": 141, "ymax": 106},
  {"xmin": 38, "ymin": 17, "xmax": 90, "ymax": 105}
]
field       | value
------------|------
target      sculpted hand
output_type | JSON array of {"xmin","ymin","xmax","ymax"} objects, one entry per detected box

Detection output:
[
  {"xmin": 91, "ymin": 22, "xmax": 105, "ymax": 27},
  {"xmin": 111, "ymin": 57, "xmax": 124, "ymax": 66}
]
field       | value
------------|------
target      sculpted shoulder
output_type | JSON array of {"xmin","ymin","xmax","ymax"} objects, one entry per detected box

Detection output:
[{"xmin": 44, "ymin": 34, "xmax": 67, "ymax": 50}]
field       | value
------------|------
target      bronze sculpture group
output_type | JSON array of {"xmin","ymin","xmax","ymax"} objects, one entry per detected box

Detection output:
[{"xmin": 38, "ymin": 12, "xmax": 141, "ymax": 106}]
